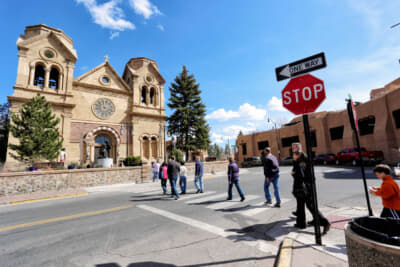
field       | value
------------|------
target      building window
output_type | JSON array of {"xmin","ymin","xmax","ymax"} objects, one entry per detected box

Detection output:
[
  {"xmin": 49, "ymin": 68, "xmax": 59, "ymax": 89},
  {"xmin": 330, "ymin": 126, "xmax": 344, "ymax": 140},
  {"xmin": 358, "ymin": 116, "xmax": 375, "ymax": 136},
  {"xmin": 34, "ymin": 64, "xmax": 45, "ymax": 87},
  {"xmin": 281, "ymin": 136, "xmax": 300, "ymax": 147},
  {"xmin": 311, "ymin": 131, "xmax": 317, "ymax": 147},
  {"xmin": 393, "ymin": 109, "xmax": 400, "ymax": 129},
  {"xmin": 150, "ymin": 88, "xmax": 155, "ymax": 105},
  {"xmin": 241, "ymin": 143, "xmax": 247, "ymax": 155},
  {"xmin": 141, "ymin": 87, "xmax": 147, "ymax": 104},
  {"xmin": 257, "ymin": 140, "xmax": 269, "ymax": 151},
  {"xmin": 101, "ymin": 76, "xmax": 110, "ymax": 84}
]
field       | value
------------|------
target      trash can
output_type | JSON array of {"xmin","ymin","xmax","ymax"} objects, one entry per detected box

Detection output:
[{"xmin": 345, "ymin": 216, "xmax": 400, "ymax": 266}]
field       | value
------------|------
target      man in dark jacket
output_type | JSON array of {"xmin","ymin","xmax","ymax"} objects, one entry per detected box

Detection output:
[
  {"xmin": 167, "ymin": 156, "xmax": 180, "ymax": 200},
  {"xmin": 194, "ymin": 156, "xmax": 204, "ymax": 193},
  {"xmin": 262, "ymin": 147, "xmax": 281, "ymax": 207},
  {"xmin": 227, "ymin": 156, "xmax": 245, "ymax": 201}
]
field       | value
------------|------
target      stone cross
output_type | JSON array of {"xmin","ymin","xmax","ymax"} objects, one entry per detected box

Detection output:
[{"xmin": 104, "ymin": 55, "xmax": 110, "ymax": 61}]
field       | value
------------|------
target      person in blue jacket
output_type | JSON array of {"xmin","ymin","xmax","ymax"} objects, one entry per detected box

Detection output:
[
  {"xmin": 194, "ymin": 156, "xmax": 204, "ymax": 193},
  {"xmin": 227, "ymin": 156, "xmax": 245, "ymax": 201}
]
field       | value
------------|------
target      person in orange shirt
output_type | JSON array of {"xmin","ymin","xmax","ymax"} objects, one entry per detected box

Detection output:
[{"xmin": 370, "ymin": 164, "xmax": 400, "ymax": 219}]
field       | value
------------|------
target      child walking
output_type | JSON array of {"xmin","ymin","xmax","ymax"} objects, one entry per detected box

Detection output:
[{"xmin": 370, "ymin": 164, "xmax": 400, "ymax": 219}]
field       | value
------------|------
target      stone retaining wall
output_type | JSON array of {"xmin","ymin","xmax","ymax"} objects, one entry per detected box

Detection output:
[{"xmin": 0, "ymin": 161, "xmax": 228, "ymax": 196}]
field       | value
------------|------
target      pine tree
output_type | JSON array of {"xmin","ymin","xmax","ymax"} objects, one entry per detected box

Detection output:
[
  {"xmin": 0, "ymin": 102, "xmax": 10, "ymax": 162},
  {"xmin": 167, "ymin": 66, "xmax": 211, "ymax": 160},
  {"xmin": 224, "ymin": 143, "xmax": 230, "ymax": 156},
  {"xmin": 9, "ymin": 94, "xmax": 63, "ymax": 165}
]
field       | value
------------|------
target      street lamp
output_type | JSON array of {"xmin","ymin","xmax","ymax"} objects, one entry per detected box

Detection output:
[{"xmin": 267, "ymin": 117, "xmax": 281, "ymax": 161}]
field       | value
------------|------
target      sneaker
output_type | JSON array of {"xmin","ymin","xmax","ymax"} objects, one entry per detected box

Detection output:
[
  {"xmin": 323, "ymin": 223, "xmax": 331, "ymax": 235},
  {"xmin": 226, "ymin": 197, "xmax": 232, "ymax": 200},
  {"xmin": 196, "ymin": 190, "xmax": 201, "ymax": 194},
  {"xmin": 240, "ymin": 197, "xmax": 245, "ymax": 202},
  {"xmin": 265, "ymin": 200, "xmax": 272, "ymax": 205},
  {"xmin": 181, "ymin": 191, "xmax": 186, "ymax": 195},
  {"xmin": 175, "ymin": 196, "xmax": 179, "ymax": 200},
  {"xmin": 274, "ymin": 203, "xmax": 281, "ymax": 208},
  {"xmin": 200, "ymin": 190, "xmax": 204, "ymax": 193}
]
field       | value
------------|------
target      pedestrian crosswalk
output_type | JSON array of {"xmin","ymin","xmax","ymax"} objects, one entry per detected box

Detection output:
[{"xmin": 134, "ymin": 187, "xmax": 293, "ymax": 219}]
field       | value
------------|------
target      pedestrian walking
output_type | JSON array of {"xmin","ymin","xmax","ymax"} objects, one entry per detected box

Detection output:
[
  {"xmin": 153, "ymin": 160, "xmax": 160, "ymax": 182},
  {"xmin": 370, "ymin": 164, "xmax": 400, "ymax": 219},
  {"xmin": 227, "ymin": 156, "xmax": 245, "ymax": 201},
  {"xmin": 262, "ymin": 147, "xmax": 281, "ymax": 207},
  {"xmin": 291, "ymin": 151, "xmax": 330, "ymax": 234},
  {"xmin": 194, "ymin": 156, "xmax": 204, "ymax": 193},
  {"xmin": 160, "ymin": 162, "xmax": 168, "ymax": 194},
  {"xmin": 179, "ymin": 161, "xmax": 187, "ymax": 194},
  {"xmin": 167, "ymin": 156, "xmax": 180, "ymax": 200}
]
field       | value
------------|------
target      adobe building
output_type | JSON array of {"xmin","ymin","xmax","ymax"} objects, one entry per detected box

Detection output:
[
  {"xmin": 236, "ymin": 78, "xmax": 400, "ymax": 164},
  {"xmin": 5, "ymin": 24, "xmax": 167, "ymax": 169}
]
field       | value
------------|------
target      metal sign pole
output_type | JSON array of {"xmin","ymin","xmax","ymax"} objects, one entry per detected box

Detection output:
[
  {"xmin": 303, "ymin": 114, "xmax": 322, "ymax": 245},
  {"xmin": 346, "ymin": 99, "xmax": 373, "ymax": 216}
]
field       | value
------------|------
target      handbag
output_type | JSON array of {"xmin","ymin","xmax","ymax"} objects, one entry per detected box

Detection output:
[{"xmin": 394, "ymin": 163, "xmax": 400, "ymax": 177}]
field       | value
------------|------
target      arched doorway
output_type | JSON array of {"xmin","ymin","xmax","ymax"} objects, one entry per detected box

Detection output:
[{"xmin": 84, "ymin": 126, "xmax": 121, "ymax": 165}]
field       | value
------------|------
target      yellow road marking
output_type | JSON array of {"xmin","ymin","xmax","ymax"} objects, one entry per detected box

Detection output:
[
  {"xmin": 10, "ymin": 192, "xmax": 89, "ymax": 205},
  {"xmin": 0, "ymin": 204, "xmax": 133, "ymax": 233},
  {"xmin": 277, "ymin": 238, "xmax": 293, "ymax": 267}
]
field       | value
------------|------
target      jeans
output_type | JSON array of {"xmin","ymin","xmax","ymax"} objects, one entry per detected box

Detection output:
[
  {"xmin": 228, "ymin": 177, "xmax": 244, "ymax": 199},
  {"xmin": 170, "ymin": 176, "xmax": 179, "ymax": 197},
  {"xmin": 194, "ymin": 175, "xmax": 204, "ymax": 191},
  {"xmin": 179, "ymin": 176, "xmax": 187, "ymax": 192},
  {"xmin": 153, "ymin": 171, "xmax": 159, "ymax": 182},
  {"xmin": 264, "ymin": 172, "xmax": 281, "ymax": 203},
  {"xmin": 161, "ymin": 178, "xmax": 167, "ymax": 193}
]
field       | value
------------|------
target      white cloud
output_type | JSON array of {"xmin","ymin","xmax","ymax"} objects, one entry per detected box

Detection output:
[
  {"xmin": 206, "ymin": 103, "xmax": 267, "ymax": 122},
  {"xmin": 157, "ymin": 24, "xmax": 165, "ymax": 31},
  {"xmin": 129, "ymin": 0, "xmax": 161, "ymax": 19},
  {"xmin": 267, "ymin": 96, "xmax": 286, "ymax": 112},
  {"xmin": 109, "ymin": 31, "xmax": 120, "ymax": 40},
  {"xmin": 76, "ymin": 0, "xmax": 135, "ymax": 31}
]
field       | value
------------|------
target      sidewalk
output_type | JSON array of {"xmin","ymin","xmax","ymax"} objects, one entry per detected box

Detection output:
[{"xmin": 273, "ymin": 205, "xmax": 380, "ymax": 266}]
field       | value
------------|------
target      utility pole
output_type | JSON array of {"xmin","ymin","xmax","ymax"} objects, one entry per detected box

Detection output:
[{"xmin": 267, "ymin": 118, "xmax": 281, "ymax": 161}]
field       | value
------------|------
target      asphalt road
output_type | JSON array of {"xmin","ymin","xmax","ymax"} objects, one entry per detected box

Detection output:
[{"xmin": 0, "ymin": 165, "xmax": 383, "ymax": 267}]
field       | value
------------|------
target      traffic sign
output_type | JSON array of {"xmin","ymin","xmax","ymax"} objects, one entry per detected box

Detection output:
[
  {"xmin": 281, "ymin": 74, "xmax": 326, "ymax": 115},
  {"xmin": 275, "ymin": 52, "xmax": 327, "ymax": 82}
]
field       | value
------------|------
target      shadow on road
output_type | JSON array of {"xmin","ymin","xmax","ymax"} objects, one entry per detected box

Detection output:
[{"xmin": 95, "ymin": 255, "xmax": 276, "ymax": 267}]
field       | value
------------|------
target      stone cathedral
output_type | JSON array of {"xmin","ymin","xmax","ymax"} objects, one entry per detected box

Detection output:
[{"xmin": 6, "ymin": 24, "xmax": 167, "ymax": 168}]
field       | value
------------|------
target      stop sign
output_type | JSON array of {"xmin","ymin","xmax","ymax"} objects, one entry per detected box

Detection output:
[{"xmin": 281, "ymin": 74, "xmax": 326, "ymax": 115}]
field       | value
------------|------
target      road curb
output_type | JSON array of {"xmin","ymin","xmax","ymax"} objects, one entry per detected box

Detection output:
[
  {"xmin": 9, "ymin": 192, "xmax": 89, "ymax": 205},
  {"xmin": 275, "ymin": 237, "xmax": 293, "ymax": 267}
]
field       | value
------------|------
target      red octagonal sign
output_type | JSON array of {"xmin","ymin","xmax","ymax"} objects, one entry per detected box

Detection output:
[{"xmin": 281, "ymin": 74, "xmax": 326, "ymax": 115}]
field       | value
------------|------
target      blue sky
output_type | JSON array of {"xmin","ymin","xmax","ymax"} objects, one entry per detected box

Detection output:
[{"xmin": 1, "ymin": 0, "xmax": 400, "ymax": 145}]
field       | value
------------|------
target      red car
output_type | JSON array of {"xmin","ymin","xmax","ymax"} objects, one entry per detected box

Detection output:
[
  {"xmin": 313, "ymin": 154, "xmax": 335, "ymax": 165},
  {"xmin": 334, "ymin": 147, "xmax": 384, "ymax": 166}
]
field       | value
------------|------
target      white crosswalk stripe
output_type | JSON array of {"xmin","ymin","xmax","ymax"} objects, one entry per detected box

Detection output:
[
  {"xmin": 238, "ymin": 198, "xmax": 292, "ymax": 217},
  {"xmin": 206, "ymin": 195, "xmax": 260, "ymax": 210},
  {"xmin": 179, "ymin": 191, "xmax": 216, "ymax": 200},
  {"xmin": 185, "ymin": 193, "xmax": 227, "ymax": 204}
]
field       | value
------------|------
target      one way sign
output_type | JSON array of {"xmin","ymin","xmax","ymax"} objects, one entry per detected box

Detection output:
[{"xmin": 275, "ymin": 52, "xmax": 327, "ymax": 82}]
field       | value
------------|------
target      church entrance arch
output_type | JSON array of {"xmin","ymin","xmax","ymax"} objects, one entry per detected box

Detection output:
[{"xmin": 84, "ymin": 126, "xmax": 120, "ymax": 165}]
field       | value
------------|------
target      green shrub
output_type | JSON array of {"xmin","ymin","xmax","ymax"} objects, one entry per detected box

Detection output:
[
  {"xmin": 123, "ymin": 156, "xmax": 142, "ymax": 166},
  {"xmin": 56, "ymin": 166, "xmax": 66, "ymax": 170},
  {"xmin": 170, "ymin": 149, "xmax": 183, "ymax": 163},
  {"xmin": 94, "ymin": 164, "xmax": 103, "ymax": 168}
]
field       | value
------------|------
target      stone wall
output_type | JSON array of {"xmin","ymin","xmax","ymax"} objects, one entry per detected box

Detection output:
[
  {"xmin": 0, "ymin": 161, "xmax": 228, "ymax": 197},
  {"xmin": 0, "ymin": 166, "xmax": 143, "ymax": 196}
]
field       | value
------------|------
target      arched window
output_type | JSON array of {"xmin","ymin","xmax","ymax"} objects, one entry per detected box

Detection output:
[
  {"xmin": 49, "ymin": 68, "xmax": 59, "ymax": 89},
  {"xmin": 151, "ymin": 137, "xmax": 158, "ymax": 158},
  {"xmin": 150, "ymin": 88, "xmax": 156, "ymax": 105},
  {"xmin": 141, "ymin": 86, "xmax": 147, "ymax": 104},
  {"xmin": 34, "ymin": 64, "xmax": 45, "ymax": 87}
]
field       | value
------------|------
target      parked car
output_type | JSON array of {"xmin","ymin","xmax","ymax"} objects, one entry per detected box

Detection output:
[
  {"xmin": 205, "ymin": 157, "xmax": 217, "ymax": 162},
  {"xmin": 241, "ymin": 157, "xmax": 262, "ymax": 168},
  {"xmin": 313, "ymin": 154, "xmax": 335, "ymax": 165},
  {"xmin": 334, "ymin": 147, "xmax": 384, "ymax": 166},
  {"xmin": 279, "ymin": 157, "xmax": 293, "ymax": 166}
]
